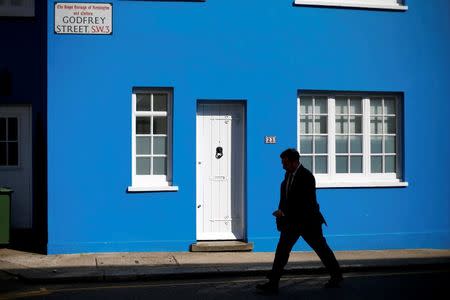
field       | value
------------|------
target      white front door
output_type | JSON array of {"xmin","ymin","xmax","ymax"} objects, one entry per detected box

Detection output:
[
  {"xmin": 196, "ymin": 102, "xmax": 246, "ymax": 240},
  {"xmin": 0, "ymin": 106, "xmax": 32, "ymax": 229}
]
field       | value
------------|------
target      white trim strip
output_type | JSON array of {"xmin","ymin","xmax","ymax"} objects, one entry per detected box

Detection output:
[
  {"xmin": 294, "ymin": 0, "xmax": 408, "ymax": 11},
  {"xmin": 127, "ymin": 186, "xmax": 179, "ymax": 192},
  {"xmin": 317, "ymin": 181, "xmax": 408, "ymax": 188}
]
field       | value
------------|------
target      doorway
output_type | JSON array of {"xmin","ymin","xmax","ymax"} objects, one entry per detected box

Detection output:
[
  {"xmin": 196, "ymin": 102, "xmax": 246, "ymax": 240},
  {"xmin": 0, "ymin": 105, "xmax": 33, "ymax": 229}
]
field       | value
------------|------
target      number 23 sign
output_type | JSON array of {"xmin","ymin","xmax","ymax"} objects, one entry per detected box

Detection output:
[{"xmin": 264, "ymin": 136, "xmax": 277, "ymax": 144}]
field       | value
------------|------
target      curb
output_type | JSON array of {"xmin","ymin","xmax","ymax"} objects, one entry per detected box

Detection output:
[{"xmin": 7, "ymin": 261, "xmax": 450, "ymax": 284}]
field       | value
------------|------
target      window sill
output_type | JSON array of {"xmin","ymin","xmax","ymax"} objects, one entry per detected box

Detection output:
[
  {"xmin": 316, "ymin": 181, "xmax": 408, "ymax": 188},
  {"xmin": 294, "ymin": 0, "xmax": 408, "ymax": 11},
  {"xmin": 127, "ymin": 186, "xmax": 179, "ymax": 192}
]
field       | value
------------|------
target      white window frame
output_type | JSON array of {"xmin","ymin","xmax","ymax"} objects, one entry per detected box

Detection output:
[
  {"xmin": 128, "ymin": 88, "xmax": 178, "ymax": 192},
  {"xmin": 297, "ymin": 92, "xmax": 408, "ymax": 188},
  {"xmin": 0, "ymin": 0, "xmax": 35, "ymax": 17},
  {"xmin": 294, "ymin": 0, "xmax": 408, "ymax": 11}
]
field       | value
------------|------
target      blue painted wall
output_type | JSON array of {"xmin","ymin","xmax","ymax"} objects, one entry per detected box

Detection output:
[{"xmin": 47, "ymin": 0, "xmax": 450, "ymax": 254}]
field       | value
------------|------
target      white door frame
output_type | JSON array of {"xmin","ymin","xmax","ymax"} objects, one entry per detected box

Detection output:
[{"xmin": 196, "ymin": 101, "xmax": 247, "ymax": 241}]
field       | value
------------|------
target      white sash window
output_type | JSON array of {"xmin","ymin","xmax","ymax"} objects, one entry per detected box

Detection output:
[
  {"xmin": 294, "ymin": 0, "xmax": 407, "ymax": 11},
  {"xmin": 298, "ymin": 92, "xmax": 407, "ymax": 188},
  {"xmin": 128, "ymin": 88, "xmax": 178, "ymax": 192},
  {"xmin": 0, "ymin": 117, "xmax": 18, "ymax": 167}
]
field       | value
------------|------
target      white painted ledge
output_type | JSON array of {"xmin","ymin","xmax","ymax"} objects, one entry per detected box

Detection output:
[
  {"xmin": 317, "ymin": 181, "xmax": 408, "ymax": 188},
  {"xmin": 294, "ymin": 0, "xmax": 408, "ymax": 11},
  {"xmin": 127, "ymin": 186, "xmax": 179, "ymax": 192}
]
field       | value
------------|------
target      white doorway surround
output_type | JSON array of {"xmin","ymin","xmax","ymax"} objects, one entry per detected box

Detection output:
[
  {"xmin": 196, "ymin": 102, "xmax": 246, "ymax": 241},
  {"xmin": 0, "ymin": 105, "xmax": 33, "ymax": 229}
]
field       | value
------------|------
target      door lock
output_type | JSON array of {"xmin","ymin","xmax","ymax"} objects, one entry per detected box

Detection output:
[{"xmin": 215, "ymin": 146, "xmax": 223, "ymax": 159}]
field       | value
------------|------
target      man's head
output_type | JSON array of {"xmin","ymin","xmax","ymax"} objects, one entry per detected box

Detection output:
[{"xmin": 280, "ymin": 148, "xmax": 300, "ymax": 173}]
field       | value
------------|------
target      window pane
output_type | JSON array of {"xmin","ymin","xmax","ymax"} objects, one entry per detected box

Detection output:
[
  {"xmin": 336, "ymin": 156, "xmax": 348, "ymax": 173},
  {"xmin": 349, "ymin": 116, "xmax": 362, "ymax": 133},
  {"xmin": 371, "ymin": 156, "xmax": 383, "ymax": 173},
  {"xmin": 0, "ymin": 118, "xmax": 6, "ymax": 140},
  {"xmin": 314, "ymin": 116, "xmax": 327, "ymax": 134},
  {"xmin": 335, "ymin": 116, "xmax": 348, "ymax": 134},
  {"xmin": 385, "ymin": 136, "xmax": 396, "ymax": 153},
  {"xmin": 153, "ymin": 157, "xmax": 167, "ymax": 175},
  {"xmin": 0, "ymin": 142, "xmax": 6, "ymax": 165},
  {"xmin": 384, "ymin": 97, "xmax": 396, "ymax": 115},
  {"xmin": 300, "ymin": 116, "xmax": 313, "ymax": 134},
  {"xmin": 370, "ymin": 98, "xmax": 383, "ymax": 115},
  {"xmin": 300, "ymin": 136, "xmax": 313, "ymax": 154},
  {"xmin": 384, "ymin": 117, "xmax": 396, "ymax": 134},
  {"xmin": 301, "ymin": 156, "xmax": 313, "ymax": 172},
  {"xmin": 336, "ymin": 136, "xmax": 348, "ymax": 153},
  {"xmin": 350, "ymin": 156, "xmax": 362, "ymax": 173},
  {"xmin": 153, "ymin": 136, "xmax": 167, "ymax": 155},
  {"xmin": 300, "ymin": 97, "xmax": 313, "ymax": 114},
  {"xmin": 335, "ymin": 97, "xmax": 348, "ymax": 114},
  {"xmin": 314, "ymin": 97, "xmax": 327, "ymax": 114},
  {"xmin": 8, "ymin": 118, "xmax": 18, "ymax": 141},
  {"xmin": 350, "ymin": 135, "xmax": 362, "ymax": 153},
  {"xmin": 315, "ymin": 156, "xmax": 327, "ymax": 174},
  {"xmin": 136, "ymin": 117, "xmax": 151, "ymax": 134},
  {"xmin": 136, "ymin": 94, "xmax": 151, "ymax": 111},
  {"xmin": 136, "ymin": 137, "xmax": 151, "ymax": 155},
  {"xmin": 153, "ymin": 117, "xmax": 167, "ymax": 134},
  {"xmin": 371, "ymin": 136, "xmax": 382, "ymax": 153},
  {"xmin": 314, "ymin": 136, "xmax": 327, "ymax": 154},
  {"xmin": 385, "ymin": 156, "xmax": 396, "ymax": 173},
  {"xmin": 136, "ymin": 157, "xmax": 151, "ymax": 175},
  {"xmin": 349, "ymin": 97, "xmax": 362, "ymax": 114},
  {"xmin": 153, "ymin": 94, "xmax": 168, "ymax": 111},
  {"xmin": 370, "ymin": 117, "xmax": 382, "ymax": 134},
  {"xmin": 7, "ymin": 142, "xmax": 18, "ymax": 166}
]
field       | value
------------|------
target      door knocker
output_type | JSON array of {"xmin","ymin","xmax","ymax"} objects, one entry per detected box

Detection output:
[{"xmin": 215, "ymin": 146, "xmax": 223, "ymax": 159}]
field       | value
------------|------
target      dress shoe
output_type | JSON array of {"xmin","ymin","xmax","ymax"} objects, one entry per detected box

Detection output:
[
  {"xmin": 256, "ymin": 281, "xmax": 279, "ymax": 294},
  {"xmin": 324, "ymin": 275, "xmax": 343, "ymax": 288}
]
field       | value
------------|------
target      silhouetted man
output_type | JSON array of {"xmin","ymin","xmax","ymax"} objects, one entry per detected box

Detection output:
[{"xmin": 256, "ymin": 148, "xmax": 343, "ymax": 294}]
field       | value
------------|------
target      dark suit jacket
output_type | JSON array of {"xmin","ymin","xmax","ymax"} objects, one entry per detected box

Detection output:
[{"xmin": 277, "ymin": 164, "xmax": 326, "ymax": 232}]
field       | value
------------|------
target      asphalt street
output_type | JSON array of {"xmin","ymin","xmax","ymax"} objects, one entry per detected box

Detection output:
[{"xmin": 1, "ymin": 268, "xmax": 449, "ymax": 299}]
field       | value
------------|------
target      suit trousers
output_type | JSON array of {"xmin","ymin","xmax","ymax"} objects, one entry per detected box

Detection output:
[{"xmin": 268, "ymin": 224, "xmax": 341, "ymax": 283}]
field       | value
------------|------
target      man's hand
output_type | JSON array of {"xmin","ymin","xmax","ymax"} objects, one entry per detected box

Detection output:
[{"xmin": 272, "ymin": 209, "xmax": 285, "ymax": 218}]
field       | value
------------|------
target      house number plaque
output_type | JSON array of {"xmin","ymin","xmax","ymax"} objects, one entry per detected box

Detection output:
[{"xmin": 264, "ymin": 136, "xmax": 277, "ymax": 144}]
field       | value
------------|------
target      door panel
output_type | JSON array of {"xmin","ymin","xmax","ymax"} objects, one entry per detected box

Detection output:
[{"xmin": 196, "ymin": 102, "xmax": 245, "ymax": 240}]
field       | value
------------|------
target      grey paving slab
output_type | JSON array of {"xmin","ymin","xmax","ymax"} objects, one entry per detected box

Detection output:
[
  {"xmin": 0, "ymin": 249, "xmax": 95, "ymax": 268},
  {"xmin": 172, "ymin": 252, "xmax": 276, "ymax": 265},
  {"xmin": 95, "ymin": 252, "xmax": 177, "ymax": 267}
]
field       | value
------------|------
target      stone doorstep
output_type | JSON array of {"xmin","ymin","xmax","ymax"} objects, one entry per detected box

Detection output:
[{"xmin": 190, "ymin": 241, "xmax": 254, "ymax": 252}]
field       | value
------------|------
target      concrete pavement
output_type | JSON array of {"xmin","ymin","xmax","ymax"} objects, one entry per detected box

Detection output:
[{"xmin": 1, "ymin": 248, "xmax": 449, "ymax": 283}]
